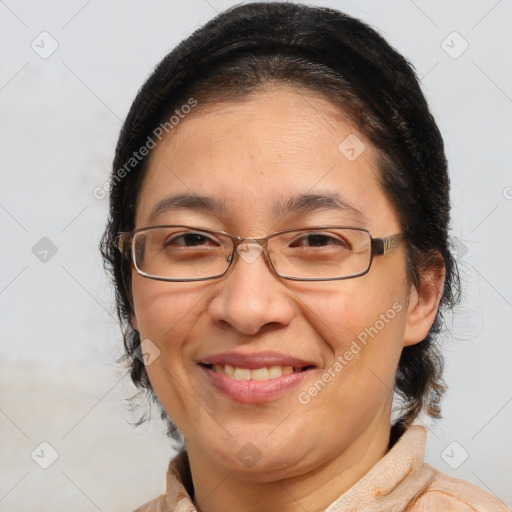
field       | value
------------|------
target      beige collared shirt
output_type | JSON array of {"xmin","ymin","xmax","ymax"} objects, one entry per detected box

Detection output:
[{"xmin": 133, "ymin": 426, "xmax": 510, "ymax": 511}]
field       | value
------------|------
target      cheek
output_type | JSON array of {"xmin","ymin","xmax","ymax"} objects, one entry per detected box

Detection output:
[
  {"xmin": 131, "ymin": 276, "xmax": 212, "ymax": 346},
  {"xmin": 131, "ymin": 278, "xmax": 213, "ymax": 423},
  {"xmin": 295, "ymin": 269, "xmax": 409, "ymax": 396},
  {"xmin": 298, "ymin": 277, "xmax": 407, "ymax": 349},
  {"xmin": 297, "ymin": 285, "xmax": 408, "ymax": 414}
]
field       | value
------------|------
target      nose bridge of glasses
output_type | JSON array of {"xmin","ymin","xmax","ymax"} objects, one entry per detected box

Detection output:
[{"xmin": 233, "ymin": 236, "xmax": 267, "ymax": 265}]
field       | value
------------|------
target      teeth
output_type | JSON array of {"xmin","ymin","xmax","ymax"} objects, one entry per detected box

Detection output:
[
  {"xmin": 224, "ymin": 364, "xmax": 235, "ymax": 377},
  {"xmin": 251, "ymin": 367, "xmax": 269, "ymax": 381},
  {"xmin": 211, "ymin": 364, "xmax": 296, "ymax": 381},
  {"xmin": 234, "ymin": 368, "xmax": 251, "ymax": 380},
  {"xmin": 268, "ymin": 365, "xmax": 283, "ymax": 379}
]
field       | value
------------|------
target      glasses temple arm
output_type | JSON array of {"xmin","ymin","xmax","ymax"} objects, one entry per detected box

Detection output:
[{"xmin": 371, "ymin": 233, "xmax": 406, "ymax": 255}]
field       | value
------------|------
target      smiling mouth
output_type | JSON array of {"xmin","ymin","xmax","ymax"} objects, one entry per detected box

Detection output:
[{"xmin": 200, "ymin": 363, "xmax": 315, "ymax": 381}]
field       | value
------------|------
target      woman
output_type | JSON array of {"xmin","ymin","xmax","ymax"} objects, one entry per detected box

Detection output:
[{"xmin": 101, "ymin": 3, "xmax": 510, "ymax": 511}]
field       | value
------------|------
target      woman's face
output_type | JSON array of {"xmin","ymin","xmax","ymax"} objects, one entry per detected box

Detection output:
[{"xmin": 131, "ymin": 88, "xmax": 423, "ymax": 480}]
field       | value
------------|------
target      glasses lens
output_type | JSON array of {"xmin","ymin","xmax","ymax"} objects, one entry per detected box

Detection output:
[
  {"xmin": 133, "ymin": 227, "xmax": 232, "ymax": 280},
  {"xmin": 131, "ymin": 226, "xmax": 372, "ymax": 281},
  {"xmin": 269, "ymin": 228, "xmax": 371, "ymax": 279}
]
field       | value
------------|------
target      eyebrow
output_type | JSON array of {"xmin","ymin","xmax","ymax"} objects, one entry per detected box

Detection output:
[
  {"xmin": 148, "ymin": 193, "xmax": 227, "ymax": 223},
  {"xmin": 272, "ymin": 191, "xmax": 366, "ymax": 221},
  {"xmin": 148, "ymin": 191, "xmax": 366, "ymax": 223}
]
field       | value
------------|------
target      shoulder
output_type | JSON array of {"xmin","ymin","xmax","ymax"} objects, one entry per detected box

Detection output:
[
  {"xmin": 412, "ymin": 465, "xmax": 511, "ymax": 511},
  {"xmin": 130, "ymin": 450, "xmax": 195, "ymax": 512},
  {"xmin": 131, "ymin": 494, "xmax": 169, "ymax": 512}
]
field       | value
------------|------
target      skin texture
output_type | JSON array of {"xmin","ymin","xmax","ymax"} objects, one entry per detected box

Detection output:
[{"xmin": 130, "ymin": 87, "xmax": 444, "ymax": 512}]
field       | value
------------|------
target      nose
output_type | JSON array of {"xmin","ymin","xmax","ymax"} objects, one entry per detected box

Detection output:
[{"xmin": 206, "ymin": 241, "xmax": 296, "ymax": 336}]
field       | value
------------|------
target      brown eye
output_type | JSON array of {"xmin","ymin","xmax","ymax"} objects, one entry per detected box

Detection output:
[
  {"xmin": 164, "ymin": 232, "xmax": 219, "ymax": 247},
  {"xmin": 166, "ymin": 232, "xmax": 218, "ymax": 247},
  {"xmin": 290, "ymin": 232, "xmax": 350, "ymax": 249}
]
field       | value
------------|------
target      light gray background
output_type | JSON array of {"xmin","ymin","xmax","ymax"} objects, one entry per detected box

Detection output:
[{"xmin": 0, "ymin": 0, "xmax": 511, "ymax": 510}]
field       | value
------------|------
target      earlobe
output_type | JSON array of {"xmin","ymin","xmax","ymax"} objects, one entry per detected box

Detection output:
[
  {"xmin": 403, "ymin": 263, "xmax": 445, "ymax": 347},
  {"xmin": 130, "ymin": 313, "xmax": 139, "ymax": 331}
]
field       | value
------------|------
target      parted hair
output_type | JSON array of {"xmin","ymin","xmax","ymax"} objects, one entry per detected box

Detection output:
[{"xmin": 101, "ymin": 2, "xmax": 460, "ymax": 439}]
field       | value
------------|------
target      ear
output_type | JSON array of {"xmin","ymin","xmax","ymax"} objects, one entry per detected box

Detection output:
[
  {"xmin": 403, "ymin": 261, "xmax": 445, "ymax": 347},
  {"xmin": 130, "ymin": 313, "xmax": 139, "ymax": 331}
]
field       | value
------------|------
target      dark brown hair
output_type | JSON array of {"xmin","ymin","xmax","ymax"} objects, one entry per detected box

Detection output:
[{"xmin": 101, "ymin": 2, "xmax": 460, "ymax": 439}]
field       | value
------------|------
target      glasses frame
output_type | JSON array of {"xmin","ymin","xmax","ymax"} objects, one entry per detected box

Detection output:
[{"xmin": 118, "ymin": 225, "xmax": 406, "ymax": 282}]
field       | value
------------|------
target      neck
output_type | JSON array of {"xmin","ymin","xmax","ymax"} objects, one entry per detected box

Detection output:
[{"xmin": 187, "ymin": 416, "xmax": 392, "ymax": 512}]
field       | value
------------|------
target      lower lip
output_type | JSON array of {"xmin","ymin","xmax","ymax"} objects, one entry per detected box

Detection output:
[{"xmin": 200, "ymin": 365, "xmax": 313, "ymax": 403}]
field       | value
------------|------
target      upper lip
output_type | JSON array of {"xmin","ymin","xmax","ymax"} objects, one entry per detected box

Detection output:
[{"xmin": 198, "ymin": 351, "xmax": 317, "ymax": 370}]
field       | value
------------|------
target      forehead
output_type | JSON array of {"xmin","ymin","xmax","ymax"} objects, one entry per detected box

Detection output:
[{"xmin": 135, "ymin": 88, "xmax": 399, "ymax": 233}]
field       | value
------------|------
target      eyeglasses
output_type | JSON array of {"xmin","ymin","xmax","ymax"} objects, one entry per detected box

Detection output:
[{"xmin": 118, "ymin": 225, "xmax": 406, "ymax": 282}]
